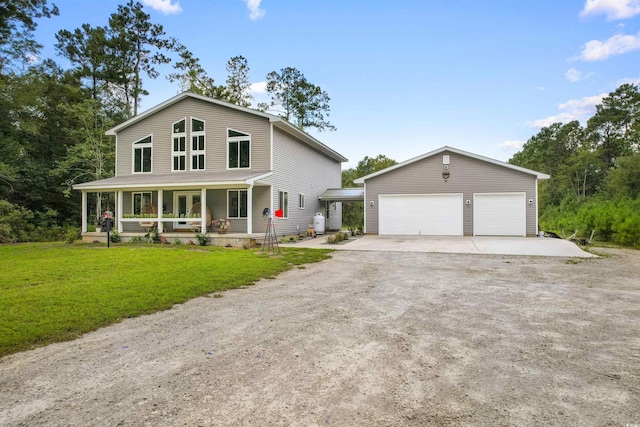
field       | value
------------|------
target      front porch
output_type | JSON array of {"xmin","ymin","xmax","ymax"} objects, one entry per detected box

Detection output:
[{"xmin": 73, "ymin": 171, "xmax": 276, "ymax": 248}]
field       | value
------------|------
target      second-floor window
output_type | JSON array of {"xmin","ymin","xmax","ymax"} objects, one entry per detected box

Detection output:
[
  {"xmin": 191, "ymin": 118, "xmax": 205, "ymax": 170},
  {"xmin": 228, "ymin": 129, "xmax": 250, "ymax": 169},
  {"xmin": 133, "ymin": 135, "xmax": 152, "ymax": 173},
  {"xmin": 172, "ymin": 119, "xmax": 186, "ymax": 171}
]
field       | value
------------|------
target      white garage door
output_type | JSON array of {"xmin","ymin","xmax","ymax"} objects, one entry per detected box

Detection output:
[
  {"xmin": 474, "ymin": 193, "xmax": 526, "ymax": 236},
  {"xmin": 379, "ymin": 194, "xmax": 463, "ymax": 235}
]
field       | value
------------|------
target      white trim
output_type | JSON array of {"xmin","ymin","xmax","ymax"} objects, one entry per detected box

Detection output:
[
  {"xmin": 157, "ymin": 190, "xmax": 164, "ymax": 233},
  {"xmin": 117, "ymin": 191, "xmax": 123, "ymax": 233},
  {"xmin": 226, "ymin": 128, "xmax": 251, "ymax": 170},
  {"xmin": 354, "ymin": 146, "xmax": 550, "ymax": 184},
  {"xmin": 132, "ymin": 134, "xmax": 153, "ymax": 174},
  {"xmin": 363, "ymin": 185, "xmax": 367, "ymax": 234},
  {"xmin": 173, "ymin": 191, "xmax": 201, "ymax": 229},
  {"xmin": 247, "ymin": 185, "xmax": 253, "ymax": 234},
  {"xmin": 190, "ymin": 117, "xmax": 206, "ymax": 171},
  {"xmin": 171, "ymin": 117, "xmax": 187, "ymax": 172},
  {"xmin": 227, "ymin": 189, "xmax": 248, "ymax": 219},
  {"xmin": 535, "ymin": 180, "xmax": 539, "ymax": 234},
  {"xmin": 278, "ymin": 190, "xmax": 289, "ymax": 219},
  {"xmin": 132, "ymin": 192, "xmax": 153, "ymax": 214},
  {"xmin": 81, "ymin": 191, "xmax": 87, "ymax": 233}
]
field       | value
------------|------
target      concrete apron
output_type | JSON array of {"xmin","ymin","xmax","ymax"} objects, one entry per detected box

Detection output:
[{"xmin": 280, "ymin": 235, "xmax": 596, "ymax": 258}]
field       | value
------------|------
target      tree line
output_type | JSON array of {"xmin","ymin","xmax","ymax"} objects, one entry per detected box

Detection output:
[
  {"xmin": 0, "ymin": 0, "xmax": 335, "ymax": 243},
  {"xmin": 508, "ymin": 83, "xmax": 640, "ymax": 247}
]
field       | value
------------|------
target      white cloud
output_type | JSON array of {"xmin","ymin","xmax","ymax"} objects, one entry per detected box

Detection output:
[
  {"xmin": 617, "ymin": 76, "xmax": 640, "ymax": 85},
  {"xmin": 529, "ymin": 93, "xmax": 606, "ymax": 128},
  {"xmin": 141, "ymin": 0, "xmax": 182, "ymax": 15},
  {"xmin": 565, "ymin": 67, "xmax": 594, "ymax": 82},
  {"xmin": 249, "ymin": 81, "xmax": 267, "ymax": 94},
  {"xmin": 581, "ymin": 0, "xmax": 640, "ymax": 20},
  {"xmin": 243, "ymin": 0, "xmax": 265, "ymax": 20},
  {"xmin": 497, "ymin": 140, "xmax": 526, "ymax": 152},
  {"xmin": 580, "ymin": 32, "xmax": 640, "ymax": 60}
]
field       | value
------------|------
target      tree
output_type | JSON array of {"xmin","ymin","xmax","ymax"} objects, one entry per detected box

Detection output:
[
  {"xmin": 167, "ymin": 44, "xmax": 226, "ymax": 99},
  {"xmin": 53, "ymin": 98, "xmax": 116, "ymax": 223},
  {"xmin": 602, "ymin": 154, "xmax": 640, "ymax": 199},
  {"xmin": 341, "ymin": 154, "xmax": 397, "ymax": 228},
  {"xmin": 586, "ymin": 83, "xmax": 640, "ymax": 168},
  {"xmin": 0, "ymin": 0, "xmax": 59, "ymax": 72},
  {"xmin": 225, "ymin": 55, "xmax": 252, "ymax": 107},
  {"xmin": 55, "ymin": 24, "xmax": 110, "ymax": 100},
  {"xmin": 263, "ymin": 67, "xmax": 335, "ymax": 131},
  {"xmin": 106, "ymin": 0, "xmax": 174, "ymax": 117}
]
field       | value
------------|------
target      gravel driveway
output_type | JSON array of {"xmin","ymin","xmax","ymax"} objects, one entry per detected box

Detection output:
[{"xmin": 1, "ymin": 248, "xmax": 639, "ymax": 426}]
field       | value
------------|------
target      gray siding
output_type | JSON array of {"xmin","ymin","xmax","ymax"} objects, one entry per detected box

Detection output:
[
  {"xmin": 116, "ymin": 97, "xmax": 271, "ymax": 176},
  {"xmin": 263, "ymin": 127, "xmax": 342, "ymax": 235},
  {"xmin": 364, "ymin": 151, "xmax": 539, "ymax": 236}
]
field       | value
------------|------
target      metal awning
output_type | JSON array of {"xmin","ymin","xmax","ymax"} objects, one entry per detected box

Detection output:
[{"xmin": 318, "ymin": 188, "xmax": 364, "ymax": 202}]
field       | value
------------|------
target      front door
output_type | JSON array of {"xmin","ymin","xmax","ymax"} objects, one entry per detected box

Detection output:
[{"xmin": 174, "ymin": 191, "xmax": 201, "ymax": 228}]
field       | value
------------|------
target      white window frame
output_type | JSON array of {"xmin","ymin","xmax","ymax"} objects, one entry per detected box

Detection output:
[
  {"xmin": 132, "ymin": 134, "xmax": 153, "ymax": 174},
  {"xmin": 190, "ymin": 117, "xmax": 206, "ymax": 171},
  {"xmin": 227, "ymin": 190, "xmax": 248, "ymax": 218},
  {"xmin": 227, "ymin": 128, "xmax": 251, "ymax": 170},
  {"xmin": 278, "ymin": 190, "xmax": 289, "ymax": 219},
  {"xmin": 132, "ymin": 192, "xmax": 152, "ymax": 215},
  {"xmin": 298, "ymin": 193, "xmax": 305, "ymax": 210},
  {"xmin": 171, "ymin": 118, "xmax": 186, "ymax": 172}
]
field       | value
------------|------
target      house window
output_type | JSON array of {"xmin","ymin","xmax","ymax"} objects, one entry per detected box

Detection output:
[
  {"xmin": 133, "ymin": 135, "xmax": 152, "ymax": 173},
  {"xmin": 191, "ymin": 118, "xmax": 205, "ymax": 170},
  {"xmin": 299, "ymin": 193, "xmax": 305, "ymax": 209},
  {"xmin": 228, "ymin": 129, "xmax": 250, "ymax": 169},
  {"xmin": 228, "ymin": 190, "xmax": 248, "ymax": 218},
  {"xmin": 172, "ymin": 119, "xmax": 186, "ymax": 171},
  {"xmin": 278, "ymin": 190, "xmax": 289, "ymax": 219},
  {"xmin": 133, "ymin": 192, "xmax": 152, "ymax": 215}
]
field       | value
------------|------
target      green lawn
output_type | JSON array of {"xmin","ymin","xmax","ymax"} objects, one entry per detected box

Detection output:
[{"xmin": 0, "ymin": 243, "xmax": 331, "ymax": 357}]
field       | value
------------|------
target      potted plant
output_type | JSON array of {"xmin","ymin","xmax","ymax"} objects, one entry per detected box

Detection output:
[{"xmin": 213, "ymin": 218, "xmax": 231, "ymax": 234}]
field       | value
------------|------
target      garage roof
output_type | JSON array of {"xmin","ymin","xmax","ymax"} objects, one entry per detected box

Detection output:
[
  {"xmin": 353, "ymin": 146, "xmax": 550, "ymax": 184},
  {"xmin": 318, "ymin": 188, "xmax": 365, "ymax": 202}
]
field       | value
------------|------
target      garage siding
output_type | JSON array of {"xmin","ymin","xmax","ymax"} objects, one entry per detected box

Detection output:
[{"xmin": 364, "ymin": 151, "xmax": 538, "ymax": 236}]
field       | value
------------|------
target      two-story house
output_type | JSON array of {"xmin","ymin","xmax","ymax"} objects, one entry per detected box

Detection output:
[{"xmin": 74, "ymin": 92, "xmax": 348, "ymax": 245}]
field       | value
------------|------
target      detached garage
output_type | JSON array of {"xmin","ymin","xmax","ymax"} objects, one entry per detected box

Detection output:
[{"xmin": 354, "ymin": 146, "xmax": 550, "ymax": 237}]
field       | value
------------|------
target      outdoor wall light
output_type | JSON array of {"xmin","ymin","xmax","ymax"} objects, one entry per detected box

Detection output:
[
  {"xmin": 528, "ymin": 199, "xmax": 534, "ymax": 205},
  {"xmin": 369, "ymin": 200, "xmax": 375, "ymax": 206},
  {"xmin": 466, "ymin": 200, "xmax": 471, "ymax": 205}
]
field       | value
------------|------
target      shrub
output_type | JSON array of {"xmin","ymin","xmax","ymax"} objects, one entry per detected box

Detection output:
[
  {"xmin": 194, "ymin": 232, "xmax": 209, "ymax": 246},
  {"xmin": 109, "ymin": 230, "xmax": 121, "ymax": 243},
  {"xmin": 64, "ymin": 226, "xmax": 81, "ymax": 244}
]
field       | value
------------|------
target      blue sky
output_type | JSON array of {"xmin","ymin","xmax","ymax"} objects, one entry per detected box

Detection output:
[{"xmin": 34, "ymin": 0, "xmax": 640, "ymax": 167}]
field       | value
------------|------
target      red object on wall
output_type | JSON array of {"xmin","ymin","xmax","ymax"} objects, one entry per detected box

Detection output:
[{"xmin": 274, "ymin": 209, "xmax": 283, "ymax": 218}]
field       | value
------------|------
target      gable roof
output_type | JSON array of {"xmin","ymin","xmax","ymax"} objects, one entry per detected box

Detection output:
[
  {"xmin": 353, "ymin": 146, "xmax": 550, "ymax": 184},
  {"xmin": 106, "ymin": 92, "xmax": 347, "ymax": 163}
]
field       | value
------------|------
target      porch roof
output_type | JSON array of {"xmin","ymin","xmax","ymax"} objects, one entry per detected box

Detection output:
[
  {"xmin": 318, "ymin": 188, "xmax": 365, "ymax": 202},
  {"xmin": 73, "ymin": 170, "xmax": 273, "ymax": 191}
]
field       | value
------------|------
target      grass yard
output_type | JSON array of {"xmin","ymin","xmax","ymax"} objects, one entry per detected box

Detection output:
[{"xmin": 0, "ymin": 243, "xmax": 331, "ymax": 358}]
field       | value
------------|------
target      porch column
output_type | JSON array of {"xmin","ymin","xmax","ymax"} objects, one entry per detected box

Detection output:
[
  {"xmin": 81, "ymin": 191, "xmax": 87, "ymax": 233},
  {"xmin": 247, "ymin": 185, "xmax": 253, "ymax": 234},
  {"xmin": 157, "ymin": 189, "xmax": 164, "ymax": 233},
  {"xmin": 117, "ymin": 191, "xmax": 123, "ymax": 233},
  {"xmin": 200, "ymin": 188, "xmax": 207, "ymax": 233}
]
